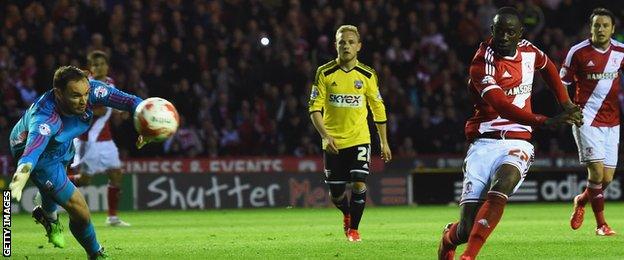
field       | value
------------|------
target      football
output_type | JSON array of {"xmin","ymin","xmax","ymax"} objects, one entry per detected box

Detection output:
[{"xmin": 133, "ymin": 97, "xmax": 180, "ymax": 141}]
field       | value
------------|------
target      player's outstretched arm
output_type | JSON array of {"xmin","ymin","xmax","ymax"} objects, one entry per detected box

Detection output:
[
  {"xmin": 539, "ymin": 59, "xmax": 583, "ymax": 126},
  {"xmin": 540, "ymin": 59, "xmax": 574, "ymax": 104},
  {"xmin": 88, "ymin": 80, "xmax": 143, "ymax": 114},
  {"xmin": 482, "ymin": 88, "xmax": 548, "ymax": 126},
  {"xmin": 88, "ymin": 80, "xmax": 160, "ymax": 148},
  {"xmin": 483, "ymin": 87, "xmax": 582, "ymax": 128}
]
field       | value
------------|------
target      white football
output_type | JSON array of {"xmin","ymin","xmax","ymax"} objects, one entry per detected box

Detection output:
[{"xmin": 133, "ymin": 97, "xmax": 180, "ymax": 141}]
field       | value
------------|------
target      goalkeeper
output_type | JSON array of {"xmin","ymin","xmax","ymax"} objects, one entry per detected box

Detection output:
[{"xmin": 8, "ymin": 66, "xmax": 152, "ymax": 259}]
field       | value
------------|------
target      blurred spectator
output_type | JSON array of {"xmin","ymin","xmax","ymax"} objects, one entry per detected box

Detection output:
[
  {"xmin": 164, "ymin": 116, "xmax": 203, "ymax": 157},
  {"xmin": 0, "ymin": 116, "xmax": 10, "ymax": 155}
]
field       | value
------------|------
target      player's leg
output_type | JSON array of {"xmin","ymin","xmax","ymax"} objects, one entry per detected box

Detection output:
[
  {"xmin": 594, "ymin": 166, "xmax": 616, "ymax": 235},
  {"xmin": 29, "ymin": 182, "xmax": 66, "ymax": 248},
  {"xmin": 62, "ymin": 188, "xmax": 107, "ymax": 258},
  {"xmin": 570, "ymin": 125, "xmax": 605, "ymax": 229},
  {"xmin": 439, "ymin": 140, "xmax": 490, "ymax": 260},
  {"xmin": 438, "ymin": 203, "xmax": 481, "ymax": 260},
  {"xmin": 593, "ymin": 126, "xmax": 618, "ymax": 235},
  {"xmin": 461, "ymin": 164, "xmax": 519, "ymax": 258},
  {"xmin": 347, "ymin": 180, "xmax": 366, "ymax": 242},
  {"xmin": 346, "ymin": 144, "xmax": 371, "ymax": 242},
  {"xmin": 462, "ymin": 141, "xmax": 533, "ymax": 258},
  {"xmin": 104, "ymin": 141, "xmax": 130, "ymax": 226},
  {"xmin": 582, "ymin": 162, "xmax": 611, "ymax": 232},
  {"xmin": 323, "ymin": 150, "xmax": 350, "ymax": 236},
  {"xmin": 602, "ymin": 167, "xmax": 615, "ymax": 190},
  {"xmin": 603, "ymin": 126, "xmax": 619, "ymax": 192},
  {"xmin": 328, "ymin": 183, "xmax": 350, "ymax": 235},
  {"xmin": 29, "ymin": 164, "xmax": 75, "ymax": 248},
  {"xmin": 47, "ymin": 163, "xmax": 106, "ymax": 257},
  {"xmin": 30, "ymin": 162, "xmax": 106, "ymax": 257},
  {"xmin": 105, "ymin": 168, "xmax": 130, "ymax": 226}
]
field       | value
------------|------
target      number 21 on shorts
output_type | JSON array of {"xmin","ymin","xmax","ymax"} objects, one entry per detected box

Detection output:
[{"xmin": 357, "ymin": 146, "xmax": 370, "ymax": 162}]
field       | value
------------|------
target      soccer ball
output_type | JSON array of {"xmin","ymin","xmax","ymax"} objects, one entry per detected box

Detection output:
[{"xmin": 133, "ymin": 97, "xmax": 180, "ymax": 141}]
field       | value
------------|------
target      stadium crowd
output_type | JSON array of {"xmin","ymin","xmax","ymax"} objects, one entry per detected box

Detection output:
[{"xmin": 1, "ymin": 0, "xmax": 624, "ymax": 160}]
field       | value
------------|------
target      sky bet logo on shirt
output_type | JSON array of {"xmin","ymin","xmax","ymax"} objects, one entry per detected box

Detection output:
[{"xmin": 328, "ymin": 94, "xmax": 363, "ymax": 108}]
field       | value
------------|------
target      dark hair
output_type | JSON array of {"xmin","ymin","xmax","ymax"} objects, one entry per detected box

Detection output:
[
  {"xmin": 87, "ymin": 50, "xmax": 109, "ymax": 66},
  {"xmin": 53, "ymin": 66, "xmax": 88, "ymax": 91},
  {"xmin": 496, "ymin": 7, "xmax": 521, "ymax": 20},
  {"xmin": 590, "ymin": 8, "xmax": 616, "ymax": 26}
]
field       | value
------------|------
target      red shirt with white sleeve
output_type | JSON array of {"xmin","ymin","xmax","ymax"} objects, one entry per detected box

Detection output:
[
  {"xmin": 560, "ymin": 39, "xmax": 624, "ymax": 127},
  {"xmin": 465, "ymin": 38, "xmax": 569, "ymax": 141}
]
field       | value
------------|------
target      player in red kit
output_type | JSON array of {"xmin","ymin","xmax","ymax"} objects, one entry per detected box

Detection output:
[
  {"xmin": 437, "ymin": 7, "xmax": 583, "ymax": 260},
  {"xmin": 70, "ymin": 51, "xmax": 131, "ymax": 226},
  {"xmin": 563, "ymin": 8, "xmax": 623, "ymax": 236}
]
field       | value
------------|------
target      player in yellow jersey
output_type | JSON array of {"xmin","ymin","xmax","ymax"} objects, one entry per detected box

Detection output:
[{"xmin": 309, "ymin": 25, "xmax": 391, "ymax": 242}]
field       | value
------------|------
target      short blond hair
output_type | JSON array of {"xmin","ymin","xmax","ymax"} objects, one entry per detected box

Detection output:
[{"xmin": 335, "ymin": 25, "xmax": 360, "ymax": 41}]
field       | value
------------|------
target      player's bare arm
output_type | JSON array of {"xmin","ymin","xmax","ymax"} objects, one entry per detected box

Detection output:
[
  {"xmin": 538, "ymin": 54, "xmax": 583, "ymax": 126},
  {"xmin": 310, "ymin": 111, "xmax": 338, "ymax": 154},
  {"xmin": 375, "ymin": 123, "xmax": 391, "ymax": 162}
]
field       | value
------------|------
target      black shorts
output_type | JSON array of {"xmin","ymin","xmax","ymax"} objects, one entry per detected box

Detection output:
[{"xmin": 324, "ymin": 144, "xmax": 371, "ymax": 184}]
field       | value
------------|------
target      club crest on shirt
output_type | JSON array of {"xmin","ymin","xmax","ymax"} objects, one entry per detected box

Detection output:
[
  {"xmin": 354, "ymin": 80, "xmax": 363, "ymax": 89},
  {"xmin": 611, "ymin": 57, "xmax": 619, "ymax": 67},
  {"xmin": 310, "ymin": 86, "xmax": 319, "ymax": 99},
  {"xmin": 38, "ymin": 123, "xmax": 51, "ymax": 136},
  {"xmin": 463, "ymin": 181, "xmax": 473, "ymax": 195},
  {"xmin": 585, "ymin": 147, "xmax": 594, "ymax": 157},
  {"xmin": 94, "ymin": 85, "xmax": 109, "ymax": 98}
]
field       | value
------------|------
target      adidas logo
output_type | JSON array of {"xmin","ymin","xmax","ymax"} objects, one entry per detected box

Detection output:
[
  {"xmin": 502, "ymin": 70, "xmax": 512, "ymax": 78},
  {"xmin": 587, "ymin": 60, "xmax": 595, "ymax": 67},
  {"xmin": 362, "ymin": 163, "xmax": 369, "ymax": 169},
  {"xmin": 477, "ymin": 219, "xmax": 490, "ymax": 228},
  {"xmin": 331, "ymin": 82, "xmax": 338, "ymax": 87}
]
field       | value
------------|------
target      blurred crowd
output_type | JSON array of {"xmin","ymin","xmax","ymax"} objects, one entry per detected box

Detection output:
[{"xmin": 1, "ymin": 0, "xmax": 624, "ymax": 160}]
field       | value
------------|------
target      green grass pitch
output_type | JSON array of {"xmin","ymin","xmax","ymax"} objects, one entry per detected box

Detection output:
[{"xmin": 8, "ymin": 203, "xmax": 624, "ymax": 259}]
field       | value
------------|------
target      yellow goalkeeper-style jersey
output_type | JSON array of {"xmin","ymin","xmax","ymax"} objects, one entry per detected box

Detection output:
[{"xmin": 308, "ymin": 59, "xmax": 387, "ymax": 150}]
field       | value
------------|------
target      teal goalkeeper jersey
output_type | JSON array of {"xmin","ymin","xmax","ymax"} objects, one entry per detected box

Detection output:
[{"xmin": 9, "ymin": 79, "xmax": 143, "ymax": 169}]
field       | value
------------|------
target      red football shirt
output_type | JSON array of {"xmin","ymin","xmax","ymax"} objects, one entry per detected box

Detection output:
[
  {"xmin": 465, "ymin": 39, "xmax": 550, "ymax": 141},
  {"xmin": 560, "ymin": 39, "xmax": 624, "ymax": 127}
]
